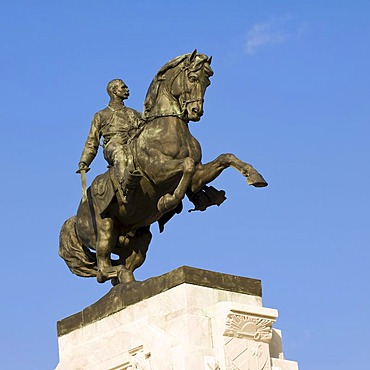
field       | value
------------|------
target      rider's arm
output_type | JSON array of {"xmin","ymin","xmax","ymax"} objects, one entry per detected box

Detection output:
[{"xmin": 78, "ymin": 113, "xmax": 102, "ymax": 171}]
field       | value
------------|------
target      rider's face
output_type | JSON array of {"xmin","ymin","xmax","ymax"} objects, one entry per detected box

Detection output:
[{"xmin": 115, "ymin": 82, "xmax": 130, "ymax": 100}]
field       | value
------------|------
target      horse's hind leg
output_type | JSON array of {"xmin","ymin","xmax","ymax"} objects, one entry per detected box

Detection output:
[
  {"xmin": 95, "ymin": 217, "xmax": 133, "ymax": 283},
  {"xmin": 124, "ymin": 227, "xmax": 152, "ymax": 273},
  {"xmin": 110, "ymin": 227, "xmax": 152, "ymax": 286}
]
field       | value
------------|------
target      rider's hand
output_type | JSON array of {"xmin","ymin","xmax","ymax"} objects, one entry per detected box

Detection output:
[{"xmin": 76, "ymin": 162, "xmax": 90, "ymax": 174}]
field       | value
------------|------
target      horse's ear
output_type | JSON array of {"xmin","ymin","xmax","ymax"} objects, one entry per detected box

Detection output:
[
  {"xmin": 189, "ymin": 49, "xmax": 197, "ymax": 63},
  {"xmin": 207, "ymin": 56, "xmax": 212, "ymax": 65}
]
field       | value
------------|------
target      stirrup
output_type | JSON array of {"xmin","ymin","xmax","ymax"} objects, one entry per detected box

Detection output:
[{"xmin": 124, "ymin": 170, "xmax": 143, "ymax": 190}]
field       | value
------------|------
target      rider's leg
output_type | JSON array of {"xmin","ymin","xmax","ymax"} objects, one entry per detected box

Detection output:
[
  {"xmin": 104, "ymin": 140, "xmax": 127, "ymax": 185},
  {"xmin": 112, "ymin": 151, "xmax": 127, "ymax": 185},
  {"xmin": 104, "ymin": 142, "xmax": 130, "ymax": 203},
  {"xmin": 112, "ymin": 147, "xmax": 142, "ymax": 206},
  {"xmin": 110, "ymin": 144, "xmax": 141, "ymax": 193}
]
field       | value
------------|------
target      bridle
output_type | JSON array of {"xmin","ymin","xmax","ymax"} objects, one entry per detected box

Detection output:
[
  {"xmin": 169, "ymin": 64, "xmax": 205, "ymax": 115},
  {"xmin": 145, "ymin": 62, "xmax": 205, "ymax": 122}
]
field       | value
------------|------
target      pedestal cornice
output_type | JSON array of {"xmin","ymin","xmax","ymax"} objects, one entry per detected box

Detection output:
[{"xmin": 57, "ymin": 265, "xmax": 262, "ymax": 336}]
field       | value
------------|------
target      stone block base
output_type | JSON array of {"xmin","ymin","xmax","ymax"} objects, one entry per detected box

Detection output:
[{"xmin": 56, "ymin": 266, "xmax": 298, "ymax": 370}]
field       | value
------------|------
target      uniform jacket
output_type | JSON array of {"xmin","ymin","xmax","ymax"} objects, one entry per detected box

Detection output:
[{"xmin": 80, "ymin": 105, "xmax": 143, "ymax": 167}]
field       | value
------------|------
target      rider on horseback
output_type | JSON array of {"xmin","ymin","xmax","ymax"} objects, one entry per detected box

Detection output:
[
  {"xmin": 61, "ymin": 52, "xmax": 268, "ymax": 286},
  {"xmin": 77, "ymin": 79, "xmax": 144, "ymax": 203}
]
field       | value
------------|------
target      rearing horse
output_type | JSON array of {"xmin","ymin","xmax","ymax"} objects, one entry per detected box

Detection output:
[{"xmin": 59, "ymin": 51, "xmax": 267, "ymax": 285}]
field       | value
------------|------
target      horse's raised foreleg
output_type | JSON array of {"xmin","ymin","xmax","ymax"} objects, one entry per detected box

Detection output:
[
  {"xmin": 157, "ymin": 157, "xmax": 196, "ymax": 213},
  {"xmin": 95, "ymin": 217, "xmax": 134, "ymax": 283},
  {"xmin": 190, "ymin": 153, "xmax": 267, "ymax": 193}
]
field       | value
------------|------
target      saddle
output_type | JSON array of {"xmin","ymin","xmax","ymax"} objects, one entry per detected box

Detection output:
[
  {"xmin": 90, "ymin": 168, "xmax": 116, "ymax": 215},
  {"xmin": 90, "ymin": 168, "xmax": 227, "ymax": 220},
  {"xmin": 91, "ymin": 166, "xmax": 143, "ymax": 215}
]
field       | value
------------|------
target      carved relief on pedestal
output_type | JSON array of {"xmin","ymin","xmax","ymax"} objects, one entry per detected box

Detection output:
[
  {"xmin": 223, "ymin": 310, "xmax": 276, "ymax": 370},
  {"xmin": 204, "ymin": 355, "xmax": 220, "ymax": 370},
  {"xmin": 224, "ymin": 311, "xmax": 275, "ymax": 343},
  {"xmin": 109, "ymin": 345, "xmax": 151, "ymax": 370}
]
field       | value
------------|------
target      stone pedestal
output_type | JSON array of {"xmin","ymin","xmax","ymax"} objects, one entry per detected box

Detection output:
[{"xmin": 56, "ymin": 266, "xmax": 298, "ymax": 370}]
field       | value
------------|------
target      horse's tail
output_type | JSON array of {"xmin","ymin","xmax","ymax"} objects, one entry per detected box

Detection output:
[{"xmin": 59, "ymin": 216, "xmax": 97, "ymax": 278}]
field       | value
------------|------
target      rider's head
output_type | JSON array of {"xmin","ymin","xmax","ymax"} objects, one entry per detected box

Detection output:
[{"xmin": 107, "ymin": 79, "xmax": 129, "ymax": 100}]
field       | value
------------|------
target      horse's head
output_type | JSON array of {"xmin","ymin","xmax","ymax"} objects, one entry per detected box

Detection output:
[
  {"xmin": 144, "ymin": 50, "xmax": 214, "ymax": 122},
  {"xmin": 171, "ymin": 50, "xmax": 213, "ymax": 122}
]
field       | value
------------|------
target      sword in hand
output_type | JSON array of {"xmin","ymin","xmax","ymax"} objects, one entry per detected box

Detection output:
[{"xmin": 76, "ymin": 163, "xmax": 90, "ymax": 202}]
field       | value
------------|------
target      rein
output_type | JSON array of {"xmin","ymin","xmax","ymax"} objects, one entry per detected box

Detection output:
[{"xmin": 145, "ymin": 112, "xmax": 186, "ymax": 123}]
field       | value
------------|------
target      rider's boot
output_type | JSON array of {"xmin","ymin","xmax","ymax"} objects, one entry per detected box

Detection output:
[
  {"xmin": 117, "ymin": 182, "xmax": 128, "ymax": 204},
  {"xmin": 112, "ymin": 163, "xmax": 129, "ymax": 204},
  {"xmin": 123, "ymin": 170, "xmax": 143, "ymax": 203}
]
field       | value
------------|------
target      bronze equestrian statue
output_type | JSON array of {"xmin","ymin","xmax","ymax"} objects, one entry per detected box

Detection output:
[{"xmin": 59, "ymin": 50, "xmax": 268, "ymax": 285}]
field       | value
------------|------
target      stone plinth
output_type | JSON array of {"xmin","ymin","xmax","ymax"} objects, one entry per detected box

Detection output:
[{"xmin": 56, "ymin": 266, "xmax": 298, "ymax": 370}]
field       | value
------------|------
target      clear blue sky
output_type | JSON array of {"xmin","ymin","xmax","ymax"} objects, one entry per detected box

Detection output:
[{"xmin": 1, "ymin": 1, "xmax": 369, "ymax": 369}]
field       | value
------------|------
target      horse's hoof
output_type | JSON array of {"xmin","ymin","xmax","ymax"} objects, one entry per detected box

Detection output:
[
  {"xmin": 98, "ymin": 266, "xmax": 124, "ymax": 284},
  {"xmin": 97, "ymin": 270, "xmax": 109, "ymax": 283},
  {"xmin": 157, "ymin": 194, "xmax": 177, "ymax": 213},
  {"xmin": 118, "ymin": 269, "xmax": 135, "ymax": 284},
  {"xmin": 246, "ymin": 171, "xmax": 268, "ymax": 187}
]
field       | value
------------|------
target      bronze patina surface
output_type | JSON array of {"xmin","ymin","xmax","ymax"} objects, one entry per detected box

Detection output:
[
  {"xmin": 59, "ymin": 51, "xmax": 268, "ymax": 285},
  {"xmin": 57, "ymin": 266, "xmax": 262, "ymax": 336}
]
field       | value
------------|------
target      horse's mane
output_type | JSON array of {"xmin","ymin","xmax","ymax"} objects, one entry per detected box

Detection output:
[{"xmin": 144, "ymin": 52, "xmax": 212, "ymax": 117}]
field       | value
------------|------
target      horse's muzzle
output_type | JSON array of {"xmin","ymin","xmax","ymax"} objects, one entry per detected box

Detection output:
[{"xmin": 187, "ymin": 102, "xmax": 204, "ymax": 121}]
